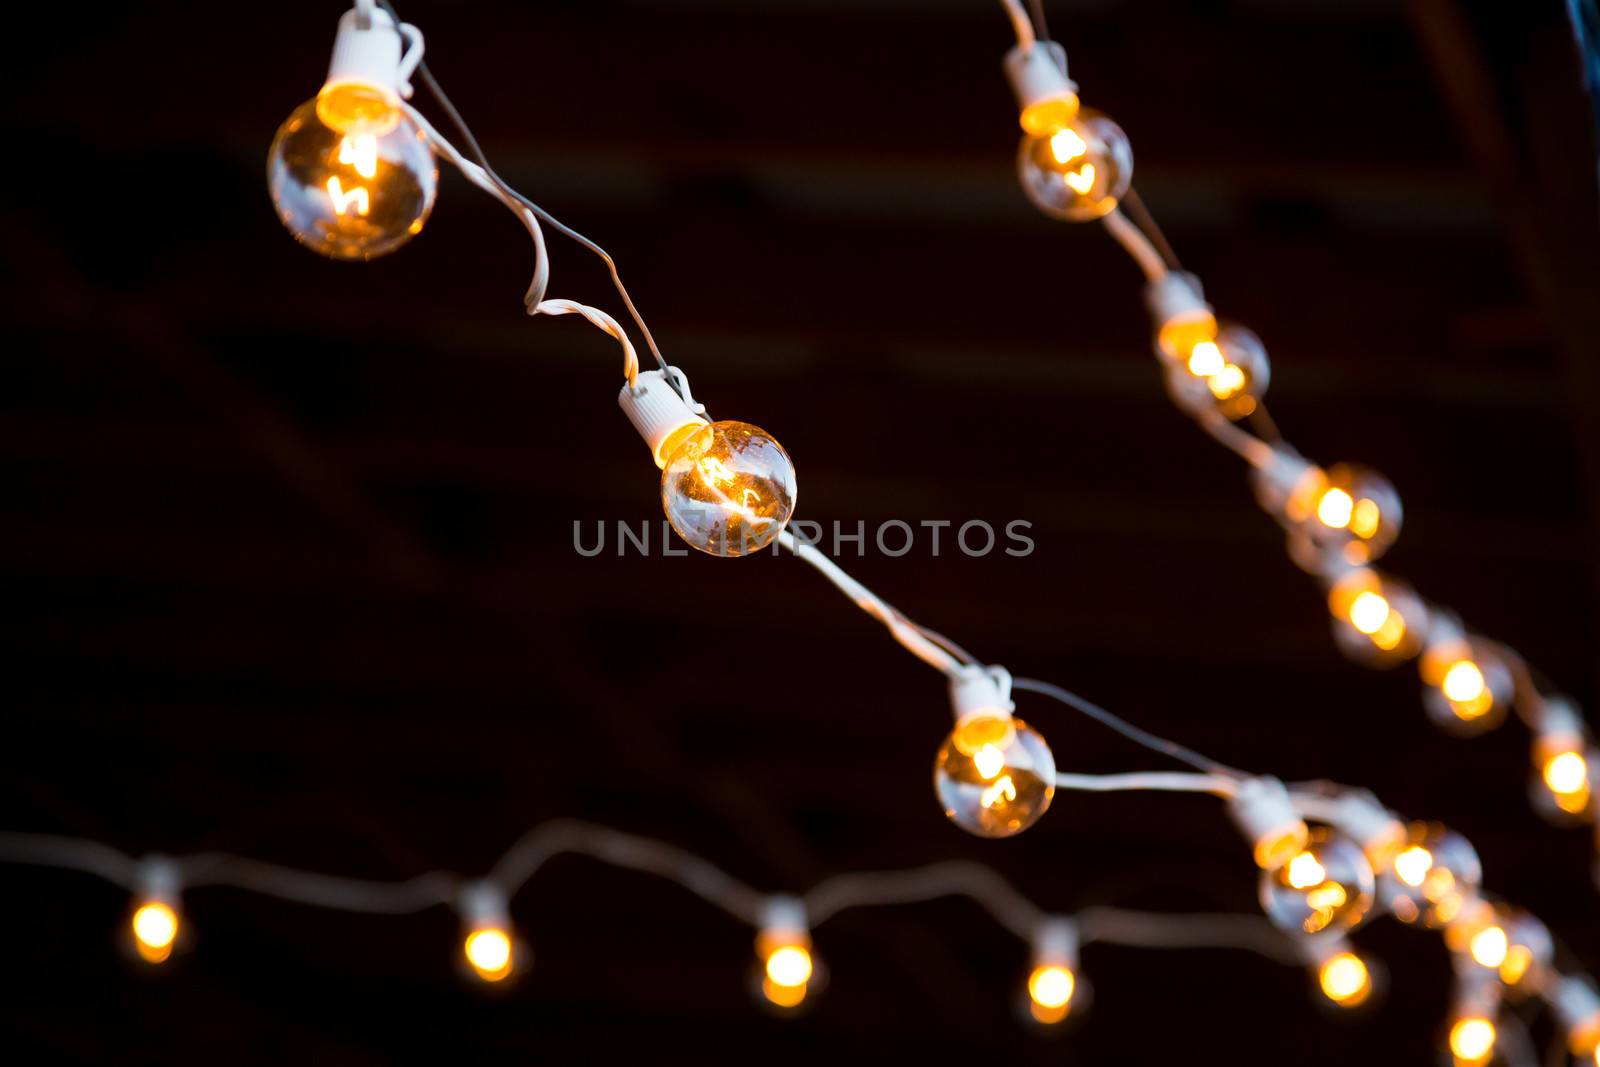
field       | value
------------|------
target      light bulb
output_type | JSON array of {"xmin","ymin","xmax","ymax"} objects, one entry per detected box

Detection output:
[
  {"xmin": 1448, "ymin": 901, "xmax": 1553, "ymax": 990},
  {"xmin": 1325, "ymin": 568, "xmax": 1426, "ymax": 665},
  {"xmin": 1164, "ymin": 325, "xmax": 1272, "ymax": 422},
  {"xmin": 660, "ymin": 421, "xmax": 797, "ymax": 557},
  {"xmin": 1016, "ymin": 108, "xmax": 1132, "ymax": 221},
  {"xmin": 1449, "ymin": 1016, "xmax": 1497, "ymax": 1065},
  {"xmin": 1027, "ymin": 964, "xmax": 1076, "ymax": 1024},
  {"xmin": 1420, "ymin": 632, "xmax": 1513, "ymax": 735},
  {"xmin": 267, "ymin": 95, "xmax": 437, "ymax": 261},
  {"xmin": 754, "ymin": 901, "xmax": 819, "ymax": 1012},
  {"xmin": 934, "ymin": 713, "xmax": 1056, "ymax": 838},
  {"xmin": 1317, "ymin": 951, "xmax": 1373, "ymax": 1008},
  {"xmin": 464, "ymin": 926, "xmax": 514, "ymax": 982},
  {"xmin": 131, "ymin": 901, "xmax": 180, "ymax": 965},
  {"xmin": 1283, "ymin": 462, "xmax": 1402, "ymax": 565},
  {"xmin": 1259, "ymin": 830, "xmax": 1375, "ymax": 935},
  {"xmin": 1378, "ymin": 822, "xmax": 1481, "ymax": 927}
]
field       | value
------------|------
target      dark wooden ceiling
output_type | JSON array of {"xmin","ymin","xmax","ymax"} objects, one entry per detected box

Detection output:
[{"xmin": 2, "ymin": 0, "xmax": 1598, "ymax": 1063}]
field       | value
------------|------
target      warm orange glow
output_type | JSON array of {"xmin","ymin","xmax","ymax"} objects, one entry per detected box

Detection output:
[
  {"xmin": 1441, "ymin": 660, "xmax": 1493, "ymax": 720},
  {"xmin": 1028, "ymin": 964, "xmax": 1075, "ymax": 1013},
  {"xmin": 1468, "ymin": 925, "xmax": 1508, "ymax": 969},
  {"xmin": 464, "ymin": 927, "xmax": 514, "ymax": 982},
  {"xmin": 1316, "ymin": 488, "xmax": 1355, "ymax": 530},
  {"xmin": 1157, "ymin": 313, "xmax": 1218, "ymax": 363},
  {"xmin": 1545, "ymin": 750, "xmax": 1590, "ymax": 796},
  {"xmin": 1062, "ymin": 163, "xmax": 1096, "ymax": 195},
  {"xmin": 1286, "ymin": 851, "xmax": 1328, "ymax": 890},
  {"xmin": 326, "ymin": 176, "xmax": 370, "ymax": 217},
  {"xmin": 1348, "ymin": 591, "xmax": 1391, "ymax": 635},
  {"xmin": 1255, "ymin": 825, "xmax": 1310, "ymax": 871},
  {"xmin": 1350, "ymin": 498, "xmax": 1382, "ymax": 539},
  {"xmin": 1207, "ymin": 363, "xmax": 1247, "ymax": 399},
  {"xmin": 1318, "ymin": 952, "xmax": 1371, "ymax": 1006},
  {"xmin": 765, "ymin": 945, "xmax": 813, "ymax": 988},
  {"xmin": 1449, "ymin": 1017, "xmax": 1496, "ymax": 1064},
  {"xmin": 1394, "ymin": 846, "xmax": 1434, "ymax": 888},
  {"xmin": 973, "ymin": 743, "xmax": 1006, "ymax": 780},
  {"xmin": 1020, "ymin": 95, "xmax": 1082, "ymax": 136},
  {"xmin": 1187, "ymin": 340, "xmax": 1225, "ymax": 377},
  {"xmin": 316, "ymin": 81, "xmax": 400, "ymax": 136},
  {"xmin": 338, "ymin": 134, "xmax": 379, "ymax": 179},
  {"xmin": 1048, "ymin": 127, "xmax": 1088, "ymax": 164},
  {"xmin": 132, "ymin": 902, "xmax": 178, "ymax": 964}
]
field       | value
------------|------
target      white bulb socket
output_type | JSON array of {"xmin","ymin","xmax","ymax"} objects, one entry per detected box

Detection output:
[
  {"xmin": 1031, "ymin": 916, "xmax": 1079, "ymax": 969},
  {"xmin": 1550, "ymin": 976, "xmax": 1600, "ymax": 1048},
  {"xmin": 759, "ymin": 895, "xmax": 809, "ymax": 943},
  {"xmin": 618, "ymin": 370, "xmax": 710, "ymax": 468},
  {"xmin": 1536, "ymin": 697, "xmax": 1586, "ymax": 752},
  {"xmin": 1003, "ymin": 42, "xmax": 1077, "ymax": 122},
  {"xmin": 949, "ymin": 665, "xmax": 1016, "ymax": 726},
  {"xmin": 1144, "ymin": 271, "xmax": 1212, "ymax": 335},
  {"xmin": 322, "ymin": 6, "xmax": 421, "ymax": 107},
  {"xmin": 1250, "ymin": 445, "xmax": 1318, "ymax": 518},
  {"xmin": 1227, "ymin": 776, "xmax": 1308, "ymax": 870},
  {"xmin": 459, "ymin": 880, "xmax": 512, "ymax": 930},
  {"xmin": 134, "ymin": 855, "xmax": 181, "ymax": 908}
]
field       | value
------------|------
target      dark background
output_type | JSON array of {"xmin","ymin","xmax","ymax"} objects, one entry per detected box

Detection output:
[{"xmin": 3, "ymin": 0, "xmax": 1599, "ymax": 1063}]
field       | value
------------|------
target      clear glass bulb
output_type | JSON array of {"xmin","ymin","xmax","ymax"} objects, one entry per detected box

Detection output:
[
  {"xmin": 1016, "ymin": 109, "xmax": 1132, "ymax": 221},
  {"xmin": 1379, "ymin": 822, "xmax": 1482, "ymax": 927},
  {"xmin": 1259, "ymin": 830, "xmax": 1375, "ymax": 935},
  {"xmin": 1419, "ymin": 636, "xmax": 1513, "ymax": 735},
  {"xmin": 1447, "ymin": 900, "xmax": 1552, "ymax": 990},
  {"xmin": 1317, "ymin": 951, "xmax": 1374, "ymax": 1008},
  {"xmin": 1164, "ymin": 326, "xmax": 1271, "ymax": 422},
  {"xmin": 1285, "ymin": 462, "xmax": 1403, "ymax": 566},
  {"xmin": 1531, "ymin": 722, "xmax": 1595, "ymax": 822},
  {"xmin": 267, "ymin": 95, "xmax": 437, "ymax": 261},
  {"xmin": 661, "ymin": 421, "xmax": 797, "ymax": 557},
  {"xmin": 1326, "ymin": 568, "xmax": 1426, "ymax": 665},
  {"xmin": 934, "ymin": 714, "xmax": 1056, "ymax": 837}
]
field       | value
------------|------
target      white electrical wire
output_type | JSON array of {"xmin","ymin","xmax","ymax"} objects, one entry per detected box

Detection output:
[
  {"xmin": 1074, "ymin": 907, "xmax": 1311, "ymax": 967},
  {"xmin": 996, "ymin": 0, "xmax": 1038, "ymax": 51},
  {"xmin": 1054, "ymin": 771, "xmax": 1238, "ymax": 796},
  {"xmin": 1101, "ymin": 208, "xmax": 1169, "ymax": 282}
]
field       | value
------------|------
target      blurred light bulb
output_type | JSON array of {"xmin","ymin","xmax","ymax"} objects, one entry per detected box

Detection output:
[
  {"xmin": 1283, "ymin": 463, "xmax": 1402, "ymax": 565},
  {"xmin": 934, "ymin": 713, "xmax": 1056, "ymax": 837},
  {"xmin": 1325, "ymin": 569, "xmax": 1425, "ymax": 664},
  {"xmin": 755, "ymin": 900, "xmax": 817, "ymax": 1012},
  {"xmin": 268, "ymin": 96, "xmax": 436, "ymax": 261},
  {"xmin": 1027, "ymin": 964, "xmax": 1076, "ymax": 1023},
  {"xmin": 1259, "ymin": 830, "xmax": 1375, "ymax": 935},
  {"xmin": 1017, "ymin": 107, "xmax": 1132, "ymax": 221},
  {"xmin": 1448, "ymin": 901, "xmax": 1553, "ymax": 990},
  {"xmin": 1420, "ymin": 632, "xmax": 1512, "ymax": 735},
  {"xmin": 658, "ymin": 420, "xmax": 797, "ymax": 557},
  {"xmin": 464, "ymin": 927, "xmax": 514, "ymax": 982},
  {"xmin": 1449, "ymin": 1016, "xmax": 1497, "ymax": 1065},
  {"xmin": 1379, "ymin": 823, "xmax": 1481, "ymax": 927},
  {"xmin": 1187, "ymin": 340, "xmax": 1225, "ymax": 377},
  {"xmin": 131, "ymin": 901, "xmax": 179, "ymax": 964},
  {"xmin": 1318, "ymin": 951, "xmax": 1372, "ymax": 1008},
  {"xmin": 1545, "ymin": 751, "xmax": 1590, "ymax": 797}
]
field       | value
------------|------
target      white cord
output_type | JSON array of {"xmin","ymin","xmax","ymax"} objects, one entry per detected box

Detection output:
[
  {"xmin": 996, "ymin": 0, "xmax": 1037, "ymax": 51},
  {"xmin": 533, "ymin": 299, "xmax": 641, "ymax": 387},
  {"xmin": 1075, "ymin": 907, "xmax": 1310, "ymax": 966},
  {"xmin": 1101, "ymin": 208, "xmax": 1169, "ymax": 282},
  {"xmin": 777, "ymin": 529, "xmax": 967, "ymax": 676},
  {"xmin": 1054, "ymin": 771, "xmax": 1239, "ymax": 796}
]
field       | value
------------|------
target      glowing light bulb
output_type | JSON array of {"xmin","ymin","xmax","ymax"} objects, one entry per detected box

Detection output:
[
  {"xmin": 1186, "ymin": 340, "xmax": 1225, "ymax": 377},
  {"xmin": 1420, "ymin": 633, "xmax": 1512, "ymax": 734},
  {"xmin": 1027, "ymin": 964, "xmax": 1076, "ymax": 1023},
  {"xmin": 934, "ymin": 713, "xmax": 1055, "ymax": 838},
  {"xmin": 1259, "ymin": 830, "xmax": 1374, "ymax": 935},
  {"xmin": 754, "ymin": 899, "xmax": 818, "ymax": 1012},
  {"xmin": 1449, "ymin": 1016, "xmax": 1497, "ymax": 1065},
  {"xmin": 131, "ymin": 901, "xmax": 179, "ymax": 964},
  {"xmin": 1318, "ymin": 951, "xmax": 1372, "ymax": 1008},
  {"xmin": 267, "ymin": 95, "xmax": 436, "ymax": 261},
  {"xmin": 1017, "ymin": 109, "xmax": 1132, "ymax": 221},
  {"xmin": 658, "ymin": 421, "xmax": 796, "ymax": 557},
  {"xmin": 464, "ymin": 927, "xmax": 514, "ymax": 982},
  {"xmin": 1379, "ymin": 823, "xmax": 1481, "ymax": 927},
  {"xmin": 1283, "ymin": 462, "xmax": 1402, "ymax": 565},
  {"xmin": 1448, "ymin": 901, "xmax": 1553, "ymax": 989},
  {"xmin": 1325, "ymin": 569, "xmax": 1426, "ymax": 664},
  {"xmin": 1545, "ymin": 750, "xmax": 1590, "ymax": 797}
]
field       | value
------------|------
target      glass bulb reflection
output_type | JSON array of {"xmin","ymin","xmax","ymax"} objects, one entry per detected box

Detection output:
[
  {"xmin": 1017, "ymin": 109, "xmax": 1132, "ymax": 221},
  {"xmin": 934, "ymin": 714, "xmax": 1056, "ymax": 838},
  {"xmin": 1379, "ymin": 823, "xmax": 1481, "ymax": 927},
  {"xmin": 661, "ymin": 421, "xmax": 796, "ymax": 557},
  {"xmin": 267, "ymin": 96, "xmax": 437, "ymax": 261},
  {"xmin": 1259, "ymin": 830, "xmax": 1374, "ymax": 935}
]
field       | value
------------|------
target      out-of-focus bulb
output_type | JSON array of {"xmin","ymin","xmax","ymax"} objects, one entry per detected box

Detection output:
[
  {"xmin": 268, "ymin": 97, "xmax": 436, "ymax": 261},
  {"xmin": 755, "ymin": 897, "xmax": 817, "ymax": 1011},
  {"xmin": 1420, "ymin": 629, "xmax": 1513, "ymax": 735},
  {"xmin": 660, "ymin": 421, "xmax": 797, "ymax": 557},
  {"xmin": 1530, "ymin": 699, "xmax": 1594, "ymax": 822},
  {"xmin": 934, "ymin": 713, "xmax": 1056, "ymax": 837},
  {"xmin": 1448, "ymin": 901, "xmax": 1553, "ymax": 990},
  {"xmin": 1325, "ymin": 568, "xmax": 1426, "ymax": 665},
  {"xmin": 1317, "ymin": 951, "xmax": 1373, "ymax": 1008},
  {"xmin": 1259, "ymin": 830, "xmax": 1375, "ymax": 935},
  {"xmin": 1226, "ymin": 776, "xmax": 1310, "ymax": 871},
  {"xmin": 465, "ymin": 926, "xmax": 514, "ymax": 982},
  {"xmin": 1027, "ymin": 965, "xmax": 1076, "ymax": 1023},
  {"xmin": 1545, "ymin": 751, "xmax": 1591, "ymax": 802},
  {"xmin": 1017, "ymin": 109, "xmax": 1132, "ymax": 221},
  {"xmin": 1379, "ymin": 823, "xmax": 1481, "ymax": 927},
  {"xmin": 1449, "ymin": 1016, "xmax": 1497, "ymax": 1065},
  {"xmin": 131, "ymin": 901, "xmax": 180, "ymax": 964},
  {"xmin": 1284, "ymin": 462, "xmax": 1402, "ymax": 565}
]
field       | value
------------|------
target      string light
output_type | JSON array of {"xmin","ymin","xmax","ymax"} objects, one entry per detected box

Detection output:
[
  {"xmin": 754, "ymin": 897, "xmax": 817, "ymax": 1011},
  {"xmin": 1258, "ymin": 830, "xmax": 1375, "ymax": 936},
  {"xmin": 1025, "ymin": 917, "xmax": 1079, "ymax": 1025},
  {"xmin": 1227, "ymin": 776, "xmax": 1310, "ymax": 871},
  {"xmin": 128, "ymin": 857, "xmax": 182, "ymax": 965},
  {"xmin": 1533, "ymin": 699, "xmax": 1596, "ymax": 820},
  {"xmin": 1324, "ymin": 566, "xmax": 1428, "ymax": 665},
  {"xmin": 459, "ymin": 882, "xmax": 518, "ymax": 984},
  {"xmin": 933, "ymin": 667, "xmax": 1057, "ymax": 837},
  {"xmin": 1418, "ymin": 623, "xmax": 1514, "ymax": 735},
  {"xmin": 267, "ymin": 6, "xmax": 437, "ymax": 260},
  {"xmin": 1316, "ymin": 949, "xmax": 1374, "ymax": 1009},
  {"xmin": 1003, "ymin": 41, "xmax": 1131, "ymax": 220},
  {"xmin": 1448, "ymin": 900, "xmax": 1553, "ymax": 991},
  {"xmin": 1378, "ymin": 823, "xmax": 1482, "ymax": 928}
]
